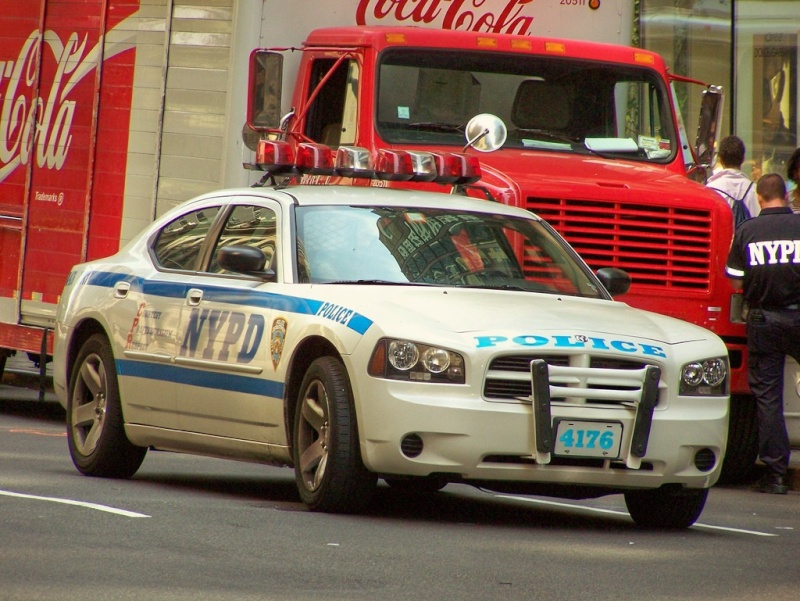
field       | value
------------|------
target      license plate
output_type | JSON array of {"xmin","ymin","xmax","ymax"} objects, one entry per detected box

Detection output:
[{"xmin": 553, "ymin": 420, "xmax": 622, "ymax": 459}]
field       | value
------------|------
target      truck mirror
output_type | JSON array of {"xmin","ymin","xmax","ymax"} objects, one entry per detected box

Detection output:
[
  {"xmin": 248, "ymin": 50, "xmax": 283, "ymax": 131},
  {"xmin": 464, "ymin": 113, "xmax": 507, "ymax": 152},
  {"xmin": 694, "ymin": 85, "xmax": 724, "ymax": 170}
]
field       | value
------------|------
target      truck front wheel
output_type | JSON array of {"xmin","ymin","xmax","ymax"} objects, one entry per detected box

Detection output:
[
  {"xmin": 624, "ymin": 486, "xmax": 708, "ymax": 529},
  {"xmin": 718, "ymin": 394, "xmax": 758, "ymax": 484}
]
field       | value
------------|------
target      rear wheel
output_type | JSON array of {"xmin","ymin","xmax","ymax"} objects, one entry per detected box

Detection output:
[
  {"xmin": 293, "ymin": 357, "xmax": 376, "ymax": 512},
  {"xmin": 624, "ymin": 486, "xmax": 708, "ymax": 529},
  {"xmin": 67, "ymin": 334, "xmax": 146, "ymax": 478}
]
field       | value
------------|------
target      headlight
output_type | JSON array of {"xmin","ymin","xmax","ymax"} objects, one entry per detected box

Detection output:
[
  {"xmin": 680, "ymin": 357, "xmax": 728, "ymax": 396},
  {"xmin": 368, "ymin": 338, "xmax": 465, "ymax": 384}
]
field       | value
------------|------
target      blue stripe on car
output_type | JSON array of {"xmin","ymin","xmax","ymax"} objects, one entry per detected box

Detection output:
[{"xmin": 117, "ymin": 359, "xmax": 285, "ymax": 398}]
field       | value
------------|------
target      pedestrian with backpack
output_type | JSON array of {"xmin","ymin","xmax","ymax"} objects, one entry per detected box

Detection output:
[{"xmin": 707, "ymin": 135, "xmax": 760, "ymax": 227}]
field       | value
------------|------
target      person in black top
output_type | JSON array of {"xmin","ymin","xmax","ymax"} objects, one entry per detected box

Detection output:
[{"xmin": 725, "ymin": 173, "xmax": 797, "ymax": 494}]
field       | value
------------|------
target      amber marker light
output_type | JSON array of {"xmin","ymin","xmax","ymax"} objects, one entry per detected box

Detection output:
[
  {"xmin": 634, "ymin": 52, "xmax": 655, "ymax": 65},
  {"xmin": 544, "ymin": 41, "xmax": 566, "ymax": 54},
  {"xmin": 511, "ymin": 39, "xmax": 532, "ymax": 51},
  {"xmin": 476, "ymin": 36, "xmax": 498, "ymax": 48},
  {"xmin": 385, "ymin": 32, "xmax": 406, "ymax": 44},
  {"xmin": 368, "ymin": 340, "xmax": 387, "ymax": 377}
]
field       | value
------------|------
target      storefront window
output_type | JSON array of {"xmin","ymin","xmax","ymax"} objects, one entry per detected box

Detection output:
[
  {"xmin": 640, "ymin": 0, "xmax": 733, "ymax": 164},
  {"xmin": 640, "ymin": 0, "xmax": 800, "ymax": 181},
  {"xmin": 736, "ymin": 1, "xmax": 798, "ymax": 180}
]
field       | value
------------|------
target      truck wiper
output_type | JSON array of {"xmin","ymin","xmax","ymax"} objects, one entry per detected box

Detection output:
[{"xmin": 405, "ymin": 121, "xmax": 464, "ymax": 133}]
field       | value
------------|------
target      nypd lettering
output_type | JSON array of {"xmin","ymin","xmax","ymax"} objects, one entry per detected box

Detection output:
[
  {"xmin": 180, "ymin": 308, "xmax": 265, "ymax": 363},
  {"xmin": 475, "ymin": 334, "xmax": 666, "ymax": 357},
  {"xmin": 747, "ymin": 240, "xmax": 800, "ymax": 266},
  {"xmin": 316, "ymin": 302, "xmax": 355, "ymax": 326}
]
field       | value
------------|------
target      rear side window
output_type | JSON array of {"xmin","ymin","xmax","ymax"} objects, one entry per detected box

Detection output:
[{"xmin": 152, "ymin": 207, "xmax": 221, "ymax": 271}]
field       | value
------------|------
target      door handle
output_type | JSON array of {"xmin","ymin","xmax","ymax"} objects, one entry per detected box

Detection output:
[
  {"xmin": 187, "ymin": 288, "xmax": 203, "ymax": 306},
  {"xmin": 114, "ymin": 281, "xmax": 131, "ymax": 299}
]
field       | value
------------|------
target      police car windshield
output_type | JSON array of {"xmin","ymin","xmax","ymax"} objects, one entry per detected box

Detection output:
[
  {"xmin": 376, "ymin": 49, "xmax": 676, "ymax": 163},
  {"xmin": 295, "ymin": 205, "xmax": 604, "ymax": 298}
]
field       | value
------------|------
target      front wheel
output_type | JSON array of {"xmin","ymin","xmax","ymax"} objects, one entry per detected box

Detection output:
[
  {"xmin": 293, "ymin": 357, "xmax": 376, "ymax": 512},
  {"xmin": 624, "ymin": 486, "xmax": 708, "ymax": 529},
  {"xmin": 67, "ymin": 333, "xmax": 146, "ymax": 478}
]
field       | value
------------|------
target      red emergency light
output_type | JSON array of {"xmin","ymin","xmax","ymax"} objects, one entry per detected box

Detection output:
[
  {"xmin": 296, "ymin": 143, "xmax": 335, "ymax": 175},
  {"xmin": 255, "ymin": 139, "xmax": 295, "ymax": 173}
]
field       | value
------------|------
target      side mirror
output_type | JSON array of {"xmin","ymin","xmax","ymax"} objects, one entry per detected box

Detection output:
[
  {"xmin": 596, "ymin": 267, "xmax": 631, "ymax": 297},
  {"xmin": 217, "ymin": 245, "xmax": 275, "ymax": 281},
  {"xmin": 464, "ymin": 113, "xmax": 507, "ymax": 152},
  {"xmin": 247, "ymin": 50, "xmax": 284, "ymax": 131},
  {"xmin": 694, "ymin": 85, "xmax": 724, "ymax": 170}
]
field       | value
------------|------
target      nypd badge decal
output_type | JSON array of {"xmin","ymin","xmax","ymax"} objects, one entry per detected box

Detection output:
[{"xmin": 271, "ymin": 317, "xmax": 288, "ymax": 369}]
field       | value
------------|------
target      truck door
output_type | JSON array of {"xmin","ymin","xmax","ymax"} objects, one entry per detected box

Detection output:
[{"xmin": 302, "ymin": 56, "xmax": 360, "ymax": 147}]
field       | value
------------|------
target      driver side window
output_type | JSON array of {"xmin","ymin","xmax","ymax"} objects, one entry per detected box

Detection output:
[{"xmin": 207, "ymin": 205, "xmax": 278, "ymax": 276}]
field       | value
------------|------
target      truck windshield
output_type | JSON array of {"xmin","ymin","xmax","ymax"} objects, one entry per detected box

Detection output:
[
  {"xmin": 295, "ymin": 204, "xmax": 605, "ymax": 298},
  {"xmin": 376, "ymin": 49, "xmax": 677, "ymax": 163}
]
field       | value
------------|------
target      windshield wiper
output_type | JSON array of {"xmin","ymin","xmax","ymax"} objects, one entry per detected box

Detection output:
[
  {"xmin": 328, "ymin": 279, "xmax": 423, "ymax": 286},
  {"xmin": 404, "ymin": 121, "xmax": 464, "ymax": 133}
]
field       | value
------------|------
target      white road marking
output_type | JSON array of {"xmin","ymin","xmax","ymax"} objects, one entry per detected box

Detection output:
[
  {"xmin": 491, "ymin": 493, "xmax": 779, "ymax": 537},
  {"xmin": 0, "ymin": 489, "xmax": 150, "ymax": 518}
]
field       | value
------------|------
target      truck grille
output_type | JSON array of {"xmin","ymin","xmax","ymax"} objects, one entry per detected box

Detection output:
[
  {"xmin": 527, "ymin": 197, "xmax": 712, "ymax": 291},
  {"xmin": 484, "ymin": 354, "xmax": 655, "ymax": 404}
]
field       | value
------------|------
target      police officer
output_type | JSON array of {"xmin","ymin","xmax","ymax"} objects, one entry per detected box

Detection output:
[{"xmin": 725, "ymin": 172, "xmax": 798, "ymax": 494}]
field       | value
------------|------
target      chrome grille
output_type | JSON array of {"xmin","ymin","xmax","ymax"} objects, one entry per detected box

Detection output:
[
  {"xmin": 484, "ymin": 354, "xmax": 652, "ymax": 403},
  {"xmin": 527, "ymin": 197, "xmax": 712, "ymax": 291}
]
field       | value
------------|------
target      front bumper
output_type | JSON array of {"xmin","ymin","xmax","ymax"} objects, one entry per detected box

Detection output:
[{"xmin": 354, "ymin": 376, "xmax": 728, "ymax": 492}]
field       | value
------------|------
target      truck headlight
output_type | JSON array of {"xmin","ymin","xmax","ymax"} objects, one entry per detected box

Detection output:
[
  {"xmin": 368, "ymin": 338, "xmax": 465, "ymax": 383},
  {"xmin": 680, "ymin": 357, "xmax": 728, "ymax": 396}
]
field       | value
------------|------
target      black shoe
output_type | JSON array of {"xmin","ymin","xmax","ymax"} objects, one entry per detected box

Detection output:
[{"xmin": 752, "ymin": 473, "xmax": 789, "ymax": 495}]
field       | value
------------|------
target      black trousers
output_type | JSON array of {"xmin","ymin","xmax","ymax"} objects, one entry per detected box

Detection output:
[{"xmin": 746, "ymin": 308, "xmax": 797, "ymax": 475}]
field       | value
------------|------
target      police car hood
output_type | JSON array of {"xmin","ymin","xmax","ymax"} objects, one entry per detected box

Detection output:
[{"xmin": 321, "ymin": 285, "xmax": 710, "ymax": 345}]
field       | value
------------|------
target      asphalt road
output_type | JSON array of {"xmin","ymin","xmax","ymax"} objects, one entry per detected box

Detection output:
[{"xmin": 1, "ymin": 398, "xmax": 799, "ymax": 601}]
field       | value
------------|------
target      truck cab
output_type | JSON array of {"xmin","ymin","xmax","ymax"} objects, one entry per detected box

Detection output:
[{"xmin": 246, "ymin": 26, "xmax": 778, "ymax": 481}]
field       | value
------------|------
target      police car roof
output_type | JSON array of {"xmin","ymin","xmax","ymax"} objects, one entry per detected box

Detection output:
[{"xmin": 188, "ymin": 184, "xmax": 540, "ymax": 220}]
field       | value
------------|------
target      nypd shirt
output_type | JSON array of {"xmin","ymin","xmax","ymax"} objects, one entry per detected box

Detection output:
[{"xmin": 725, "ymin": 206, "xmax": 800, "ymax": 309}]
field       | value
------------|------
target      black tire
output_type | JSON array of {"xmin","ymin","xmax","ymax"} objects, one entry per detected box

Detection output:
[
  {"xmin": 624, "ymin": 486, "xmax": 708, "ymax": 529},
  {"xmin": 717, "ymin": 394, "xmax": 759, "ymax": 484},
  {"xmin": 384, "ymin": 476, "xmax": 448, "ymax": 494},
  {"xmin": 293, "ymin": 356, "xmax": 376, "ymax": 512},
  {"xmin": 66, "ymin": 334, "xmax": 146, "ymax": 478}
]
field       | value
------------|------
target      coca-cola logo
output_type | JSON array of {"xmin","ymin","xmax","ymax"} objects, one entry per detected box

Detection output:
[
  {"xmin": 356, "ymin": 0, "xmax": 536, "ymax": 34},
  {"xmin": 0, "ymin": 30, "xmax": 95, "ymax": 184}
]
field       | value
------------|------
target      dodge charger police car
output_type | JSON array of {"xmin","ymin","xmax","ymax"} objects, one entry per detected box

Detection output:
[{"xmin": 53, "ymin": 150, "xmax": 729, "ymax": 529}]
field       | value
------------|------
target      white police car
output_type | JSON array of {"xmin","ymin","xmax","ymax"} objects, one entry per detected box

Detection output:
[{"xmin": 53, "ymin": 147, "xmax": 729, "ymax": 529}]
